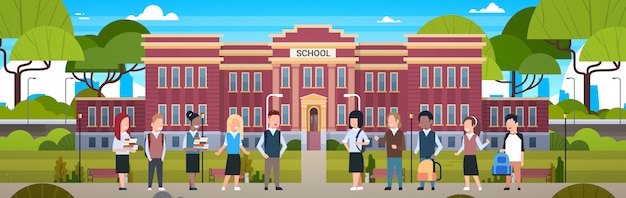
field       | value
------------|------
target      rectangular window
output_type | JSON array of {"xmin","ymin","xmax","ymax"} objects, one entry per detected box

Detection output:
[
  {"xmin": 101, "ymin": 137, "xmax": 109, "ymax": 148},
  {"xmin": 185, "ymin": 67, "xmax": 193, "ymax": 88},
  {"xmin": 365, "ymin": 72, "xmax": 373, "ymax": 92},
  {"xmin": 185, "ymin": 104, "xmax": 194, "ymax": 125},
  {"xmin": 303, "ymin": 67, "xmax": 312, "ymax": 87},
  {"xmin": 420, "ymin": 104, "xmax": 429, "ymax": 112},
  {"xmin": 199, "ymin": 104, "xmax": 207, "ymax": 126},
  {"xmin": 337, "ymin": 67, "xmax": 346, "ymax": 88},
  {"xmin": 434, "ymin": 67, "xmax": 442, "ymax": 88},
  {"xmin": 254, "ymin": 72, "xmax": 262, "ymax": 92},
  {"xmin": 447, "ymin": 104, "xmax": 456, "ymax": 125},
  {"xmin": 158, "ymin": 67, "xmax": 167, "ymax": 88},
  {"xmin": 337, "ymin": 104, "xmax": 346, "ymax": 125},
  {"xmin": 113, "ymin": 107, "xmax": 122, "ymax": 119},
  {"xmin": 281, "ymin": 105, "xmax": 290, "ymax": 125},
  {"xmin": 171, "ymin": 67, "xmax": 180, "ymax": 88},
  {"xmin": 171, "ymin": 105, "xmax": 180, "ymax": 125},
  {"xmin": 315, "ymin": 67, "xmax": 324, "ymax": 87},
  {"xmin": 100, "ymin": 107, "xmax": 109, "ymax": 127},
  {"xmin": 254, "ymin": 107, "xmax": 262, "ymax": 127},
  {"xmin": 229, "ymin": 107, "xmax": 237, "ymax": 115},
  {"xmin": 89, "ymin": 137, "xmax": 96, "ymax": 148},
  {"xmin": 242, "ymin": 137, "xmax": 250, "ymax": 148},
  {"xmin": 461, "ymin": 67, "xmax": 469, "ymax": 88},
  {"xmin": 447, "ymin": 67, "xmax": 456, "ymax": 87},
  {"xmin": 172, "ymin": 136, "xmax": 180, "ymax": 148},
  {"xmin": 516, "ymin": 107, "xmax": 525, "ymax": 126},
  {"xmin": 390, "ymin": 107, "xmax": 398, "ymax": 113},
  {"xmin": 503, "ymin": 107, "xmax": 511, "ymax": 125},
  {"xmin": 365, "ymin": 107, "xmax": 373, "ymax": 127},
  {"xmin": 242, "ymin": 107, "xmax": 250, "ymax": 127},
  {"xmin": 420, "ymin": 67, "xmax": 429, "ymax": 87},
  {"xmin": 390, "ymin": 72, "xmax": 398, "ymax": 92},
  {"xmin": 447, "ymin": 136, "xmax": 455, "ymax": 148},
  {"xmin": 490, "ymin": 107, "xmax": 498, "ymax": 126},
  {"xmin": 378, "ymin": 107, "xmax": 386, "ymax": 126},
  {"xmin": 281, "ymin": 67, "xmax": 290, "ymax": 88},
  {"xmin": 229, "ymin": 72, "xmax": 237, "ymax": 92},
  {"xmin": 127, "ymin": 107, "xmax": 135, "ymax": 126},
  {"xmin": 88, "ymin": 107, "xmax": 96, "ymax": 126},
  {"xmin": 529, "ymin": 137, "xmax": 537, "ymax": 148},
  {"xmin": 529, "ymin": 107, "xmax": 537, "ymax": 126},
  {"xmin": 241, "ymin": 72, "xmax": 250, "ymax": 92},
  {"xmin": 255, "ymin": 138, "xmax": 261, "ymax": 147},
  {"xmin": 434, "ymin": 104, "xmax": 442, "ymax": 125},
  {"xmin": 198, "ymin": 67, "xmax": 207, "ymax": 88},
  {"xmin": 491, "ymin": 137, "xmax": 498, "ymax": 148},
  {"xmin": 158, "ymin": 104, "xmax": 167, "ymax": 125},
  {"xmin": 378, "ymin": 72, "xmax": 386, "ymax": 92},
  {"xmin": 460, "ymin": 104, "xmax": 469, "ymax": 125}
]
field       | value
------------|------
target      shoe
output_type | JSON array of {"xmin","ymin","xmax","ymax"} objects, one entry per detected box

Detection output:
[
  {"xmin": 518, "ymin": 188, "xmax": 521, "ymax": 190},
  {"xmin": 384, "ymin": 187, "xmax": 392, "ymax": 191},
  {"xmin": 234, "ymin": 187, "xmax": 241, "ymax": 191},
  {"xmin": 350, "ymin": 187, "xmax": 357, "ymax": 191},
  {"xmin": 463, "ymin": 187, "xmax": 470, "ymax": 191},
  {"xmin": 432, "ymin": 187, "xmax": 435, "ymax": 190},
  {"xmin": 478, "ymin": 187, "xmax": 482, "ymax": 191},
  {"xmin": 276, "ymin": 187, "xmax": 283, "ymax": 191},
  {"xmin": 399, "ymin": 187, "xmax": 403, "ymax": 191},
  {"xmin": 356, "ymin": 186, "xmax": 363, "ymax": 191},
  {"xmin": 189, "ymin": 187, "xmax": 197, "ymax": 191},
  {"xmin": 118, "ymin": 188, "xmax": 127, "ymax": 191},
  {"xmin": 221, "ymin": 187, "xmax": 225, "ymax": 191},
  {"xmin": 504, "ymin": 187, "xmax": 510, "ymax": 191},
  {"xmin": 417, "ymin": 187, "xmax": 424, "ymax": 190},
  {"xmin": 148, "ymin": 187, "xmax": 152, "ymax": 191},
  {"xmin": 265, "ymin": 187, "xmax": 268, "ymax": 191},
  {"xmin": 158, "ymin": 187, "xmax": 165, "ymax": 191}
]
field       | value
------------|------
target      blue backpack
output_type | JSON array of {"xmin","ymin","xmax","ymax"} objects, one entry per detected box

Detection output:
[{"xmin": 492, "ymin": 152, "xmax": 512, "ymax": 175}]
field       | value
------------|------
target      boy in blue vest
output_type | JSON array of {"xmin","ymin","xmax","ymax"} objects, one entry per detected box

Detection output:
[
  {"xmin": 413, "ymin": 111, "xmax": 443, "ymax": 190},
  {"xmin": 256, "ymin": 110, "xmax": 287, "ymax": 191}
]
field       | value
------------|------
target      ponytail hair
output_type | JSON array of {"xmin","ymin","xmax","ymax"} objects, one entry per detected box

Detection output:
[{"xmin": 463, "ymin": 116, "xmax": 481, "ymax": 136}]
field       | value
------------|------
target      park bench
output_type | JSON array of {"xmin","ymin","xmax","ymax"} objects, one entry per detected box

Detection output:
[
  {"xmin": 208, "ymin": 168, "xmax": 243, "ymax": 183},
  {"xmin": 87, "ymin": 168, "xmax": 118, "ymax": 183},
  {"xmin": 369, "ymin": 168, "xmax": 406, "ymax": 183},
  {"xmin": 520, "ymin": 168, "xmax": 552, "ymax": 182}
]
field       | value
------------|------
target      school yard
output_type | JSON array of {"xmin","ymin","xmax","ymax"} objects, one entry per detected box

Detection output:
[
  {"xmin": 0, "ymin": 151, "xmax": 302, "ymax": 183},
  {"xmin": 326, "ymin": 151, "xmax": 626, "ymax": 183}
]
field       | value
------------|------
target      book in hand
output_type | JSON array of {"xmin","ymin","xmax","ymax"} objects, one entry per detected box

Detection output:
[
  {"xmin": 124, "ymin": 138, "xmax": 139, "ymax": 150},
  {"xmin": 193, "ymin": 137, "xmax": 209, "ymax": 149}
]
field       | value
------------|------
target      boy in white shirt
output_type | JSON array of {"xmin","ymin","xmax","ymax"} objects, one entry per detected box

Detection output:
[{"xmin": 500, "ymin": 114, "xmax": 525, "ymax": 191}]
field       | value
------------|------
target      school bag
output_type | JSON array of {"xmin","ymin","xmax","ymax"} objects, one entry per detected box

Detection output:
[
  {"xmin": 417, "ymin": 158, "xmax": 442, "ymax": 181},
  {"xmin": 145, "ymin": 133, "xmax": 165, "ymax": 158},
  {"xmin": 491, "ymin": 152, "xmax": 512, "ymax": 175},
  {"xmin": 355, "ymin": 129, "xmax": 366, "ymax": 153}
]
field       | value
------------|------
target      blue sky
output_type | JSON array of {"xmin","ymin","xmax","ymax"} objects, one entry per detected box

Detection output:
[{"xmin": 1, "ymin": 0, "xmax": 584, "ymax": 97}]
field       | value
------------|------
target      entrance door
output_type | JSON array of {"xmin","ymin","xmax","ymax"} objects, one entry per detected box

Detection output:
[
  {"xmin": 307, "ymin": 107, "xmax": 321, "ymax": 150},
  {"xmin": 309, "ymin": 108, "xmax": 319, "ymax": 132}
]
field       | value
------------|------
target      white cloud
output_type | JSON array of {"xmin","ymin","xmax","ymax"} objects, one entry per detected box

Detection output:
[
  {"xmin": 78, "ymin": 17, "xmax": 90, "ymax": 20},
  {"xmin": 133, "ymin": 83, "xmax": 145, "ymax": 98},
  {"xmin": 126, "ymin": 5, "xmax": 178, "ymax": 21},
  {"xmin": 376, "ymin": 16, "xmax": 401, "ymax": 23},
  {"xmin": 469, "ymin": 2, "xmax": 505, "ymax": 13}
]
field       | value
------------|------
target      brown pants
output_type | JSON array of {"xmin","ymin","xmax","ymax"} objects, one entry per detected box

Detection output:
[
  {"xmin": 265, "ymin": 158, "xmax": 280, "ymax": 187},
  {"xmin": 506, "ymin": 162, "xmax": 522, "ymax": 187}
]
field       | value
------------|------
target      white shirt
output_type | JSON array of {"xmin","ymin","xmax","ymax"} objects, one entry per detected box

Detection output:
[
  {"xmin": 505, "ymin": 133, "xmax": 523, "ymax": 162},
  {"xmin": 112, "ymin": 132, "xmax": 130, "ymax": 155},
  {"xmin": 342, "ymin": 128, "xmax": 370, "ymax": 153},
  {"xmin": 390, "ymin": 128, "xmax": 399, "ymax": 136}
]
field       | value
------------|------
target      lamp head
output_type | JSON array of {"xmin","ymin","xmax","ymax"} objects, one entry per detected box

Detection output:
[
  {"xmin": 200, "ymin": 113, "xmax": 205, "ymax": 118},
  {"xmin": 566, "ymin": 77, "xmax": 573, "ymax": 80},
  {"xmin": 29, "ymin": 77, "xmax": 36, "ymax": 80},
  {"xmin": 409, "ymin": 113, "xmax": 414, "ymax": 119},
  {"xmin": 563, "ymin": 114, "xmax": 567, "ymax": 119},
  {"xmin": 276, "ymin": 94, "xmax": 284, "ymax": 97},
  {"xmin": 343, "ymin": 94, "xmax": 351, "ymax": 97},
  {"xmin": 613, "ymin": 77, "xmax": 619, "ymax": 80},
  {"xmin": 78, "ymin": 114, "xmax": 82, "ymax": 119}
]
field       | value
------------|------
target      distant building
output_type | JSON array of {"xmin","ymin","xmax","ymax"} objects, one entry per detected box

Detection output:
[
  {"xmin": 0, "ymin": 102, "xmax": 6, "ymax": 107},
  {"xmin": 623, "ymin": 103, "xmax": 625, "ymax": 110},
  {"xmin": 538, "ymin": 80, "xmax": 550, "ymax": 98},
  {"xmin": 138, "ymin": 96, "xmax": 145, "ymax": 98},
  {"xmin": 559, "ymin": 90, "xmax": 570, "ymax": 102},
  {"xmin": 490, "ymin": 95, "xmax": 504, "ymax": 98},
  {"xmin": 590, "ymin": 85, "xmax": 599, "ymax": 112},
  {"xmin": 511, "ymin": 72, "xmax": 523, "ymax": 97},
  {"xmin": 119, "ymin": 74, "xmax": 134, "ymax": 98},
  {"xmin": 27, "ymin": 94, "xmax": 45, "ymax": 100},
  {"xmin": 75, "ymin": 79, "xmax": 100, "ymax": 95}
]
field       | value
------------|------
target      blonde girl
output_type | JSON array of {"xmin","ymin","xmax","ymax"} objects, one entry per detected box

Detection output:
[{"xmin": 215, "ymin": 114, "xmax": 250, "ymax": 191}]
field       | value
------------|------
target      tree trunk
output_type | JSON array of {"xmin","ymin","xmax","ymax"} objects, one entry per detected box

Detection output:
[
  {"xmin": 510, "ymin": 71, "xmax": 517, "ymax": 98},
  {"xmin": 14, "ymin": 73, "xmax": 21, "ymax": 106},
  {"xmin": 97, "ymin": 90, "xmax": 103, "ymax": 97},
  {"xmin": 583, "ymin": 74, "xmax": 591, "ymax": 112}
]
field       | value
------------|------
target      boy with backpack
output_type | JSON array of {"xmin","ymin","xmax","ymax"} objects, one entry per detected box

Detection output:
[
  {"xmin": 256, "ymin": 110, "xmax": 287, "ymax": 191},
  {"xmin": 500, "ymin": 114, "xmax": 525, "ymax": 191},
  {"xmin": 413, "ymin": 111, "xmax": 443, "ymax": 190},
  {"xmin": 145, "ymin": 114, "xmax": 167, "ymax": 191}
]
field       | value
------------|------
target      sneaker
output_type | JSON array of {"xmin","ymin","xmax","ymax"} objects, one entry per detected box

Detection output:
[
  {"xmin": 118, "ymin": 188, "xmax": 127, "ymax": 191},
  {"xmin": 265, "ymin": 187, "xmax": 268, "ymax": 191},
  {"xmin": 276, "ymin": 187, "xmax": 283, "ymax": 191},
  {"xmin": 234, "ymin": 187, "xmax": 241, "ymax": 191},
  {"xmin": 399, "ymin": 187, "xmax": 403, "ymax": 191},
  {"xmin": 158, "ymin": 187, "xmax": 165, "ymax": 191},
  {"xmin": 148, "ymin": 187, "xmax": 152, "ymax": 191},
  {"xmin": 463, "ymin": 187, "xmax": 470, "ymax": 191},
  {"xmin": 356, "ymin": 186, "xmax": 363, "ymax": 191},
  {"xmin": 417, "ymin": 187, "xmax": 424, "ymax": 190},
  {"xmin": 504, "ymin": 187, "xmax": 510, "ymax": 191},
  {"xmin": 384, "ymin": 187, "xmax": 392, "ymax": 191},
  {"xmin": 189, "ymin": 187, "xmax": 198, "ymax": 191},
  {"xmin": 518, "ymin": 188, "xmax": 521, "ymax": 190},
  {"xmin": 478, "ymin": 187, "xmax": 482, "ymax": 191},
  {"xmin": 350, "ymin": 187, "xmax": 358, "ymax": 191},
  {"xmin": 432, "ymin": 187, "xmax": 435, "ymax": 190},
  {"xmin": 221, "ymin": 187, "xmax": 226, "ymax": 191}
]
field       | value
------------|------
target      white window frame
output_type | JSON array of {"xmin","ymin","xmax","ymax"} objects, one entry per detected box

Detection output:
[
  {"xmin": 101, "ymin": 107, "xmax": 109, "ymax": 127},
  {"xmin": 337, "ymin": 67, "xmax": 346, "ymax": 88},
  {"xmin": 158, "ymin": 67, "xmax": 167, "ymax": 88},
  {"xmin": 529, "ymin": 107, "xmax": 537, "ymax": 127},
  {"xmin": 447, "ymin": 67, "xmax": 456, "ymax": 88},
  {"xmin": 158, "ymin": 104, "xmax": 167, "ymax": 125},
  {"xmin": 434, "ymin": 104, "xmax": 442, "ymax": 125},
  {"xmin": 171, "ymin": 67, "xmax": 180, "ymax": 88},
  {"xmin": 377, "ymin": 107, "xmax": 386, "ymax": 127},
  {"xmin": 390, "ymin": 72, "xmax": 398, "ymax": 92},
  {"xmin": 171, "ymin": 105, "xmax": 180, "ymax": 126},
  {"xmin": 365, "ymin": 107, "xmax": 374, "ymax": 127},
  {"xmin": 241, "ymin": 72, "xmax": 250, "ymax": 92},
  {"xmin": 242, "ymin": 107, "xmax": 250, "ymax": 127},
  {"xmin": 281, "ymin": 67, "xmax": 290, "ymax": 88},
  {"xmin": 198, "ymin": 67, "xmax": 207, "ymax": 88},
  {"xmin": 337, "ymin": 104, "xmax": 346, "ymax": 125},
  {"xmin": 254, "ymin": 72, "xmax": 262, "ymax": 92},
  {"xmin": 127, "ymin": 107, "xmax": 135, "ymax": 127},
  {"xmin": 490, "ymin": 107, "xmax": 499, "ymax": 127},
  {"xmin": 229, "ymin": 72, "xmax": 237, "ymax": 92},
  {"xmin": 461, "ymin": 67, "xmax": 469, "ymax": 88},
  {"xmin": 447, "ymin": 104, "xmax": 456, "ymax": 125},
  {"xmin": 315, "ymin": 67, "xmax": 324, "ymax": 87},
  {"xmin": 254, "ymin": 107, "xmax": 262, "ymax": 127},
  {"xmin": 516, "ymin": 107, "xmax": 525, "ymax": 126},
  {"xmin": 365, "ymin": 72, "xmax": 373, "ymax": 92},
  {"xmin": 420, "ymin": 67, "xmax": 429, "ymax": 88},
  {"xmin": 378, "ymin": 72, "xmax": 386, "ymax": 92},
  {"xmin": 185, "ymin": 67, "xmax": 194, "ymax": 88},
  {"xmin": 229, "ymin": 107, "xmax": 237, "ymax": 115},
  {"xmin": 185, "ymin": 104, "xmax": 194, "ymax": 125},
  {"xmin": 303, "ymin": 67, "xmax": 312, "ymax": 88},
  {"xmin": 281, "ymin": 104, "xmax": 290, "ymax": 125}
]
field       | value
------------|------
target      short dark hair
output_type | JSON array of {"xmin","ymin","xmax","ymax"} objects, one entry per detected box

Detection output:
[
  {"xmin": 505, "ymin": 114, "xmax": 518, "ymax": 123},
  {"xmin": 418, "ymin": 111, "xmax": 433, "ymax": 120},
  {"xmin": 268, "ymin": 109, "xmax": 280, "ymax": 117},
  {"xmin": 348, "ymin": 110, "xmax": 364, "ymax": 129}
]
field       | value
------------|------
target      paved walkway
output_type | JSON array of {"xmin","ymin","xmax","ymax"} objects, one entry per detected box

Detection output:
[
  {"xmin": 3, "ymin": 183, "xmax": 626, "ymax": 198},
  {"xmin": 301, "ymin": 151, "xmax": 326, "ymax": 184}
]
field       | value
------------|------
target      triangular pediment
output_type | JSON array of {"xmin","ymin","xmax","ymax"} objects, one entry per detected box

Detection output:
[
  {"xmin": 270, "ymin": 25, "xmax": 357, "ymax": 42},
  {"xmin": 300, "ymin": 93, "xmax": 327, "ymax": 101}
]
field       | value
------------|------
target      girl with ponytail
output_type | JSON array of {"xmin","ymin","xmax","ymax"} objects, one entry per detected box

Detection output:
[{"xmin": 455, "ymin": 116, "xmax": 490, "ymax": 191}]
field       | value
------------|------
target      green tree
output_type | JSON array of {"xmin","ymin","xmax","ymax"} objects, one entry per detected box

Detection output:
[
  {"xmin": 66, "ymin": 20, "xmax": 149, "ymax": 97},
  {"xmin": 0, "ymin": 0, "xmax": 78, "ymax": 106},
  {"xmin": 69, "ymin": 89, "xmax": 105, "ymax": 115},
  {"xmin": 502, "ymin": 7, "xmax": 570, "ymax": 59},
  {"xmin": 35, "ymin": 96, "xmax": 74, "ymax": 118},
  {"xmin": 527, "ymin": 0, "xmax": 626, "ymax": 112},
  {"xmin": 417, "ymin": 15, "xmax": 503, "ymax": 80},
  {"xmin": 579, "ymin": 27, "xmax": 626, "ymax": 94}
]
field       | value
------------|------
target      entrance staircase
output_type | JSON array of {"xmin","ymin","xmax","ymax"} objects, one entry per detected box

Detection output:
[{"xmin": 307, "ymin": 132, "xmax": 321, "ymax": 150}]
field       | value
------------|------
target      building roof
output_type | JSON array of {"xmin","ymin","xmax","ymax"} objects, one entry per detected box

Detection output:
[{"xmin": 75, "ymin": 97, "xmax": 146, "ymax": 101}]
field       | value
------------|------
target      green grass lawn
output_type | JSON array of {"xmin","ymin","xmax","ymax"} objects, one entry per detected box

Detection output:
[
  {"xmin": 326, "ymin": 151, "xmax": 626, "ymax": 183},
  {"xmin": 0, "ymin": 151, "xmax": 301, "ymax": 183}
]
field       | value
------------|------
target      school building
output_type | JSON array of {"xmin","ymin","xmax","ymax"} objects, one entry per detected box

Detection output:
[{"xmin": 75, "ymin": 25, "xmax": 550, "ymax": 151}]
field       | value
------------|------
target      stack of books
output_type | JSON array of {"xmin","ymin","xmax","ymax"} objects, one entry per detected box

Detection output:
[
  {"xmin": 124, "ymin": 138, "xmax": 138, "ymax": 150},
  {"xmin": 194, "ymin": 137, "xmax": 209, "ymax": 150}
]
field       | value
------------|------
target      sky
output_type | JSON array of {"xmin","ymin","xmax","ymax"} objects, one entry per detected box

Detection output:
[{"xmin": 0, "ymin": 0, "xmax": 596, "ymax": 106}]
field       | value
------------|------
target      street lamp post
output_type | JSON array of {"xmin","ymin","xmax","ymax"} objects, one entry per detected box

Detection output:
[
  {"xmin": 27, "ymin": 77, "xmax": 36, "ymax": 124},
  {"xmin": 200, "ymin": 113, "xmax": 205, "ymax": 183},
  {"xmin": 563, "ymin": 114, "xmax": 567, "ymax": 183},
  {"xmin": 343, "ymin": 94, "xmax": 361, "ymax": 111},
  {"xmin": 65, "ymin": 77, "xmax": 73, "ymax": 125},
  {"xmin": 566, "ymin": 77, "xmax": 576, "ymax": 124},
  {"xmin": 409, "ymin": 113, "xmax": 414, "ymax": 183},
  {"xmin": 78, "ymin": 113, "xmax": 82, "ymax": 182},
  {"xmin": 613, "ymin": 77, "xmax": 622, "ymax": 124},
  {"xmin": 265, "ymin": 94, "xmax": 284, "ymax": 129}
]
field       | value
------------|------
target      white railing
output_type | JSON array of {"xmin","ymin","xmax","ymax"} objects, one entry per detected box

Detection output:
[
  {"xmin": 548, "ymin": 119, "xmax": 624, "ymax": 125},
  {"xmin": 0, "ymin": 119, "xmax": 77, "ymax": 124}
]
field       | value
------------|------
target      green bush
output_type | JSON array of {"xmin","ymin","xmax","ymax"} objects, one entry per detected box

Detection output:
[
  {"xmin": 286, "ymin": 140, "xmax": 301, "ymax": 150},
  {"xmin": 39, "ymin": 141, "xmax": 59, "ymax": 150},
  {"xmin": 53, "ymin": 156, "xmax": 68, "ymax": 183},
  {"xmin": 9, "ymin": 100, "xmax": 64, "ymax": 119},
  {"xmin": 336, "ymin": 144, "xmax": 346, "ymax": 151},
  {"xmin": 35, "ymin": 96, "xmax": 75, "ymax": 118},
  {"xmin": 602, "ymin": 108, "xmax": 626, "ymax": 119},
  {"xmin": 555, "ymin": 156, "xmax": 564, "ymax": 183},
  {"xmin": 550, "ymin": 131, "xmax": 568, "ymax": 150},
  {"xmin": 553, "ymin": 184, "xmax": 615, "ymax": 198},
  {"xmin": 250, "ymin": 170, "xmax": 272, "ymax": 183},
  {"xmin": 11, "ymin": 183, "xmax": 74, "ymax": 198},
  {"xmin": 0, "ymin": 130, "xmax": 39, "ymax": 150},
  {"xmin": 557, "ymin": 99, "xmax": 588, "ymax": 114},
  {"xmin": 57, "ymin": 134, "xmax": 75, "ymax": 150},
  {"xmin": 326, "ymin": 140, "xmax": 341, "ymax": 150},
  {"xmin": 70, "ymin": 88, "xmax": 104, "ymax": 115},
  {"xmin": 567, "ymin": 140, "xmax": 589, "ymax": 151},
  {"xmin": 567, "ymin": 128, "xmax": 626, "ymax": 151},
  {"xmin": 549, "ymin": 105, "xmax": 566, "ymax": 119},
  {"xmin": 364, "ymin": 154, "xmax": 376, "ymax": 182},
  {"xmin": 240, "ymin": 154, "xmax": 254, "ymax": 175},
  {"xmin": 47, "ymin": 128, "xmax": 72, "ymax": 143}
]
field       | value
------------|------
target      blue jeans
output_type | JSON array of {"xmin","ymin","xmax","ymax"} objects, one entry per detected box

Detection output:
[
  {"xmin": 386, "ymin": 158, "xmax": 403, "ymax": 187},
  {"xmin": 419, "ymin": 158, "xmax": 435, "ymax": 188}
]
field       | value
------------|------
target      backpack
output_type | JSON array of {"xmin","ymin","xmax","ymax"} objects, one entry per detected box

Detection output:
[
  {"xmin": 145, "ymin": 133, "xmax": 165, "ymax": 158},
  {"xmin": 356, "ymin": 129, "xmax": 366, "ymax": 153},
  {"xmin": 264, "ymin": 130, "xmax": 281, "ymax": 149},
  {"xmin": 491, "ymin": 152, "xmax": 512, "ymax": 175},
  {"xmin": 417, "ymin": 158, "xmax": 442, "ymax": 181}
]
